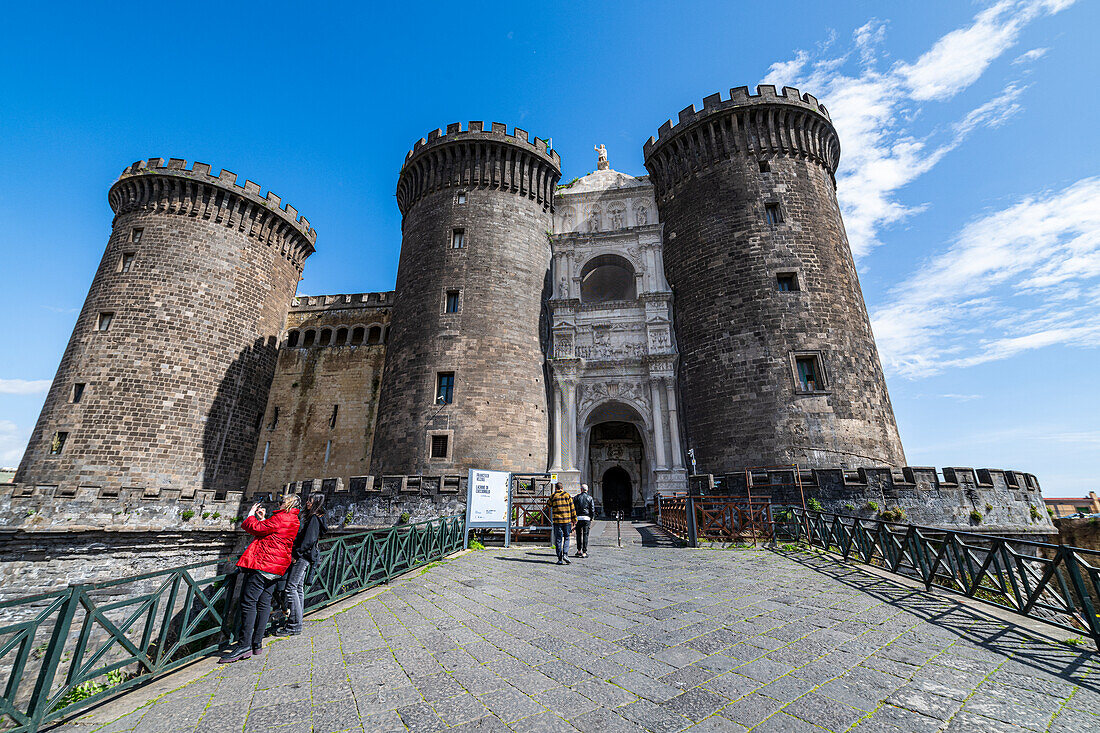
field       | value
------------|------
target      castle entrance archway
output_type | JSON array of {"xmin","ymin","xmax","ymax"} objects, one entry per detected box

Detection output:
[
  {"xmin": 583, "ymin": 403, "xmax": 646, "ymax": 516},
  {"xmin": 602, "ymin": 466, "xmax": 632, "ymax": 515}
]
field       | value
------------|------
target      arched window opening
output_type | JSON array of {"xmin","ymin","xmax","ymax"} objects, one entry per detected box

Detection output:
[
  {"xmin": 351, "ymin": 326, "xmax": 365, "ymax": 345},
  {"xmin": 579, "ymin": 254, "xmax": 637, "ymax": 303},
  {"xmin": 302, "ymin": 329, "xmax": 316, "ymax": 347},
  {"xmin": 367, "ymin": 326, "xmax": 382, "ymax": 345},
  {"xmin": 286, "ymin": 330, "xmax": 300, "ymax": 348},
  {"xmin": 319, "ymin": 328, "xmax": 332, "ymax": 346},
  {"xmin": 335, "ymin": 327, "xmax": 348, "ymax": 346}
]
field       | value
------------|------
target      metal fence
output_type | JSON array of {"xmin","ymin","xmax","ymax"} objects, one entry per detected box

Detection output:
[
  {"xmin": 656, "ymin": 494, "xmax": 778, "ymax": 546},
  {"xmin": 781, "ymin": 507, "xmax": 1100, "ymax": 648},
  {"xmin": 0, "ymin": 514, "xmax": 465, "ymax": 732}
]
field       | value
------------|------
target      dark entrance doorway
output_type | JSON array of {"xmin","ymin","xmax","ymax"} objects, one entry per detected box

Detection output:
[{"xmin": 602, "ymin": 466, "xmax": 632, "ymax": 516}]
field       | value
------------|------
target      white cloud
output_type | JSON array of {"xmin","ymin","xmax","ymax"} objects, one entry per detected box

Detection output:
[
  {"xmin": 1013, "ymin": 47, "xmax": 1049, "ymax": 63},
  {"xmin": 0, "ymin": 420, "xmax": 29, "ymax": 466},
  {"xmin": 872, "ymin": 177, "xmax": 1100, "ymax": 377},
  {"xmin": 761, "ymin": 0, "xmax": 1075, "ymax": 258},
  {"xmin": 0, "ymin": 379, "xmax": 51, "ymax": 395}
]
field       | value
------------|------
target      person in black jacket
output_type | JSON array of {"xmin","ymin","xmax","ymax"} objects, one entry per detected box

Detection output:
[
  {"xmin": 573, "ymin": 484, "xmax": 595, "ymax": 558},
  {"xmin": 282, "ymin": 492, "xmax": 327, "ymax": 636}
]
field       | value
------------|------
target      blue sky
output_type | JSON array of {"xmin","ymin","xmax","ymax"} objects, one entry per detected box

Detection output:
[{"xmin": 2, "ymin": 1, "xmax": 1097, "ymax": 493}]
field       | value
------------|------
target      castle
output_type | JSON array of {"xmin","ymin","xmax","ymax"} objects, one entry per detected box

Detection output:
[{"xmin": 7, "ymin": 85, "xmax": 1051, "ymax": 538}]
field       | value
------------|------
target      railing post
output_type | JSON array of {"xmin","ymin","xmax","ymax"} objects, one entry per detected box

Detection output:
[
  {"xmin": 28, "ymin": 585, "xmax": 83, "ymax": 730},
  {"xmin": 686, "ymin": 496, "xmax": 698, "ymax": 548}
]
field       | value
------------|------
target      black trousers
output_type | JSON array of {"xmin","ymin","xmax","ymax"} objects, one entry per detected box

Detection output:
[
  {"xmin": 575, "ymin": 520, "xmax": 591, "ymax": 554},
  {"xmin": 238, "ymin": 569, "xmax": 279, "ymax": 650}
]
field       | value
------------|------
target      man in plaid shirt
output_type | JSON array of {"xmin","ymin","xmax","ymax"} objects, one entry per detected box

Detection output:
[{"xmin": 546, "ymin": 482, "xmax": 577, "ymax": 564}]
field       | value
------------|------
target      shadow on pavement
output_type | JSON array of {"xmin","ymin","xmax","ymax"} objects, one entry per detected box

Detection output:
[{"xmin": 779, "ymin": 548, "xmax": 1100, "ymax": 690}]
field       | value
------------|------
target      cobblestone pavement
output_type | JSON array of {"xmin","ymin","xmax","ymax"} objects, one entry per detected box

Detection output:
[{"xmin": 54, "ymin": 521, "xmax": 1100, "ymax": 732}]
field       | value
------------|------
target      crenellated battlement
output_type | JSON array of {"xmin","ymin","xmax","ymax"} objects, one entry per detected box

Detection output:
[
  {"xmin": 109, "ymin": 158, "xmax": 316, "ymax": 268},
  {"xmin": 688, "ymin": 465, "xmax": 1053, "ymax": 536},
  {"xmin": 290, "ymin": 291, "xmax": 395, "ymax": 311},
  {"xmin": 643, "ymin": 85, "xmax": 841, "ymax": 195},
  {"xmin": 396, "ymin": 122, "xmax": 562, "ymax": 215}
]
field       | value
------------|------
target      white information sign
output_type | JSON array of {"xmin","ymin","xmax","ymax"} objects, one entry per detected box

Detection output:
[{"xmin": 467, "ymin": 469, "xmax": 510, "ymax": 523}]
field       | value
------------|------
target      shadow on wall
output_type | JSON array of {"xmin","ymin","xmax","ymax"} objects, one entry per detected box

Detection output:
[{"xmin": 202, "ymin": 336, "xmax": 279, "ymax": 494}]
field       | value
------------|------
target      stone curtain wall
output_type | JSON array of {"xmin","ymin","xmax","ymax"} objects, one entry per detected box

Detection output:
[
  {"xmin": 373, "ymin": 123, "xmax": 561, "ymax": 475},
  {"xmin": 644, "ymin": 86, "xmax": 905, "ymax": 472},
  {"xmin": 15, "ymin": 159, "xmax": 313, "ymax": 497},
  {"xmin": 247, "ymin": 294, "xmax": 392, "ymax": 498},
  {"xmin": 691, "ymin": 465, "xmax": 1054, "ymax": 537}
]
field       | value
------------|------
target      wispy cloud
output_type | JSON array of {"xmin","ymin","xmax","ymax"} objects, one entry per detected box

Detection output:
[
  {"xmin": 0, "ymin": 379, "xmax": 51, "ymax": 395},
  {"xmin": 872, "ymin": 177, "xmax": 1100, "ymax": 377},
  {"xmin": 761, "ymin": 0, "xmax": 1075, "ymax": 258},
  {"xmin": 1013, "ymin": 47, "xmax": 1049, "ymax": 63},
  {"xmin": 0, "ymin": 420, "xmax": 28, "ymax": 466}
]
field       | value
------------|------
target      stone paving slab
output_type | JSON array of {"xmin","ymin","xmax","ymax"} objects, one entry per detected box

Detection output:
[{"xmin": 48, "ymin": 521, "xmax": 1100, "ymax": 732}]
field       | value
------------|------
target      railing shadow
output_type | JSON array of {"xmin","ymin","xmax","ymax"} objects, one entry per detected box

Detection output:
[{"xmin": 778, "ymin": 548, "xmax": 1100, "ymax": 688}]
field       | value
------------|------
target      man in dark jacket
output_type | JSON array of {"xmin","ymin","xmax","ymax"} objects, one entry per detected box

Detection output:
[{"xmin": 573, "ymin": 484, "xmax": 595, "ymax": 558}]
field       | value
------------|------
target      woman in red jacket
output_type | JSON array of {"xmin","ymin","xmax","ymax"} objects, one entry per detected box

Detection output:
[{"xmin": 220, "ymin": 494, "xmax": 301, "ymax": 663}]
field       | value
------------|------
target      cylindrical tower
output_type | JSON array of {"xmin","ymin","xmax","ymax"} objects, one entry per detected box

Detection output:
[
  {"xmin": 15, "ymin": 158, "xmax": 315, "ymax": 495},
  {"xmin": 373, "ymin": 122, "xmax": 561, "ymax": 475},
  {"xmin": 643, "ymin": 85, "xmax": 905, "ymax": 471}
]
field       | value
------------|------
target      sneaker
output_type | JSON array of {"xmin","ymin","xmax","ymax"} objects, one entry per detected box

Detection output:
[
  {"xmin": 574, "ymin": 553, "xmax": 583, "ymax": 558},
  {"xmin": 218, "ymin": 646, "xmax": 252, "ymax": 664},
  {"xmin": 556, "ymin": 559, "xmax": 565, "ymax": 565},
  {"xmin": 563, "ymin": 558, "xmax": 571, "ymax": 565}
]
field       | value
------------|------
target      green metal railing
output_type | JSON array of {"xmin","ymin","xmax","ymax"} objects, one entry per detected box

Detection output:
[
  {"xmin": 0, "ymin": 514, "xmax": 465, "ymax": 732},
  {"xmin": 777, "ymin": 507, "xmax": 1100, "ymax": 648}
]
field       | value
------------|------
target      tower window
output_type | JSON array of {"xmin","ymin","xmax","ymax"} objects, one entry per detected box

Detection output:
[
  {"xmin": 71, "ymin": 383, "xmax": 86, "ymax": 404},
  {"xmin": 759, "ymin": 160, "xmax": 771, "ymax": 173},
  {"xmin": 430, "ymin": 434, "xmax": 449, "ymax": 460},
  {"xmin": 436, "ymin": 372, "xmax": 455, "ymax": 404},
  {"xmin": 445, "ymin": 290, "xmax": 460, "ymax": 313},
  {"xmin": 49, "ymin": 431, "xmax": 68, "ymax": 455},
  {"xmin": 351, "ymin": 326, "xmax": 364, "ymax": 345},
  {"xmin": 319, "ymin": 328, "xmax": 332, "ymax": 346},
  {"xmin": 119, "ymin": 252, "xmax": 136, "ymax": 273},
  {"xmin": 286, "ymin": 330, "xmax": 300, "ymax": 347},
  {"xmin": 765, "ymin": 203, "xmax": 783, "ymax": 225},
  {"xmin": 302, "ymin": 330, "xmax": 316, "ymax": 347},
  {"xmin": 451, "ymin": 228, "xmax": 466, "ymax": 249},
  {"xmin": 131, "ymin": 228, "xmax": 143, "ymax": 243},
  {"xmin": 335, "ymin": 327, "xmax": 348, "ymax": 346},
  {"xmin": 367, "ymin": 325, "xmax": 382, "ymax": 344},
  {"xmin": 794, "ymin": 354, "xmax": 827, "ymax": 392},
  {"xmin": 97, "ymin": 312, "xmax": 114, "ymax": 332},
  {"xmin": 456, "ymin": 192, "xmax": 467, "ymax": 204},
  {"xmin": 776, "ymin": 273, "xmax": 800, "ymax": 291},
  {"xmin": 263, "ymin": 441, "xmax": 270, "ymax": 465},
  {"xmin": 324, "ymin": 439, "xmax": 332, "ymax": 464},
  {"xmin": 269, "ymin": 406, "xmax": 279, "ymax": 430},
  {"xmin": 329, "ymin": 404, "xmax": 339, "ymax": 428}
]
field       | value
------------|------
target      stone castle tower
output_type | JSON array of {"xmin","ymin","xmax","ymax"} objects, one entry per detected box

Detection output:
[
  {"xmin": 643, "ymin": 86, "xmax": 906, "ymax": 472},
  {"xmin": 15, "ymin": 158, "xmax": 314, "ymax": 496},
  {"xmin": 371, "ymin": 123, "xmax": 561, "ymax": 475}
]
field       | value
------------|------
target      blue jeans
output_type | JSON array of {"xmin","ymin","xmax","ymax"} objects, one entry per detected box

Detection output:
[
  {"xmin": 553, "ymin": 523, "xmax": 572, "ymax": 561},
  {"xmin": 285, "ymin": 559, "xmax": 310, "ymax": 633}
]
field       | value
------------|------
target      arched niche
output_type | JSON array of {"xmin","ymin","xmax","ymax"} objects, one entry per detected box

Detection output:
[{"xmin": 579, "ymin": 254, "xmax": 636, "ymax": 304}]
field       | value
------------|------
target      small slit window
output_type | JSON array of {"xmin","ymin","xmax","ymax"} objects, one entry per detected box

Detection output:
[
  {"xmin": 269, "ymin": 406, "xmax": 279, "ymax": 430},
  {"xmin": 119, "ymin": 252, "xmax": 136, "ymax": 273},
  {"xmin": 445, "ymin": 290, "xmax": 460, "ymax": 314},
  {"xmin": 794, "ymin": 354, "xmax": 826, "ymax": 392},
  {"xmin": 436, "ymin": 372, "xmax": 455, "ymax": 404},
  {"xmin": 776, "ymin": 273, "xmax": 800, "ymax": 291},
  {"xmin": 758, "ymin": 160, "xmax": 771, "ymax": 173},
  {"xmin": 71, "ymin": 383, "xmax": 86, "ymax": 404},
  {"xmin": 49, "ymin": 431, "xmax": 68, "ymax": 455},
  {"xmin": 451, "ymin": 228, "xmax": 466, "ymax": 249},
  {"xmin": 430, "ymin": 434, "xmax": 449, "ymax": 460},
  {"xmin": 765, "ymin": 203, "xmax": 783, "ymax": 226},
  {"xmin": 456, "ymin": 192, "xmax": 467, "ymax": 204},
  {"xmin": 97, "ymin": 312, "xmax": 114, "ymax": 332},
  {"xmin": 329, "ymin": 404, "xmax": 339, "ymax": 429},
  {"xmin": 351, "ymin": 326, "xmax": 365, "ymax": 345},
  {"xmin": 130, "ymin": 228, "xmax": 143, "ymax": 243}
]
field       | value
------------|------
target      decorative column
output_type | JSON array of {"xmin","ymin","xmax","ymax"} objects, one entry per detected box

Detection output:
[
  {"xmin": 550, "ymin": 380, "xmax": 564, "ymax": 471},
  {"xmin": 665, "ymin": 378, "xmax": 685, "ymax": 469},
  {"xmin": 564, "ymin": 382, "xmax": 579, "ymax": 471},
  {"xmin": 649, "ymin": 380, "xmax": 669, "ymax": 469}
]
